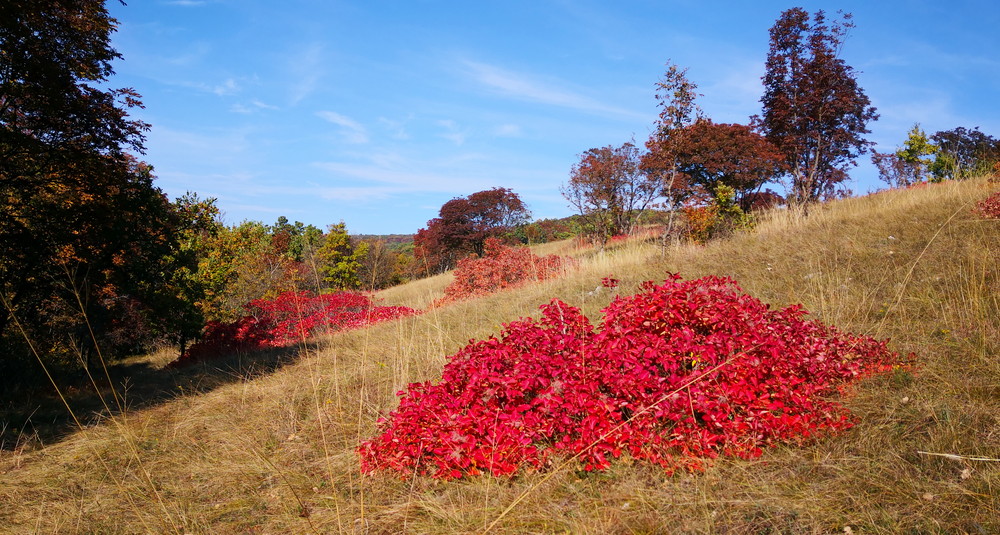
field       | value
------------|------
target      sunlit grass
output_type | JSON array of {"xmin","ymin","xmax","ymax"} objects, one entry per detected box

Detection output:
[{"xmin": 2, "ymin": 177, "xmax": 998, "ymax": 533}]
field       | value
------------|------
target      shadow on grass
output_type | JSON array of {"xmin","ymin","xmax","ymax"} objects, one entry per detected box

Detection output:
[{"xmin": 0, "ymin": 340, "xmax": 323, "ymax": 452}]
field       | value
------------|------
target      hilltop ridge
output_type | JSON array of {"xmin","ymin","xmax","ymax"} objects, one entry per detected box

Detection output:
[{"xmin": 2, "ymin": 177, "xmax": 998, "ymax": 533}]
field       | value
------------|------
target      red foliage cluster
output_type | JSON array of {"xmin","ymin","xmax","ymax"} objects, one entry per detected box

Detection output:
[
  {"xmin": 171, "ymin": 291, "xmax": 417, "ymax": 366},
  {"xmin": 434, "ymin": 238, "xmax": 572, "ymax": 306},
  {"xmin": 974, "ymin": 191, "xmax": 1000, "ymax": 219},
  {"xmin": 360, "ymin": 275, "xmax": 908, "ymax": 479}
]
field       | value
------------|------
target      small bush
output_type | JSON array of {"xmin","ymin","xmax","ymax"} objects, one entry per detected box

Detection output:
[
  {"xmin": 974, "ymin": 191, "xmax": 1000, "ymax": 219},
  {"xmin": 360, "ymin": 274, "xmax": 910, "ymax": 479},
  {"xmin": 172, "ymin": 291, "xmax": 417, "ymax": 366},
  {"xmin": 434, "ymin": 238, "xmax": 572, "ymax": 306}
]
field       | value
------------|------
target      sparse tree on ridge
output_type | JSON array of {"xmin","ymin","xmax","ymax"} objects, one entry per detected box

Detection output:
[
  {"xmin": 644, "ymin": 62, "xmax": 702, "ymax": 216},
  {"xmin": 758, "ymin": 8, "xmax": 878, "ymax": 206},
  {"xmin": 562, "ymin": 141, "xmax": 659, "ymax": 246},
  {"xmin": 929, "ymin": 127, "xmax": 1000, "ymax": 181},
  {"xmin": 414, "ymin": 188, "xmax": 530, "ymax": 275}
]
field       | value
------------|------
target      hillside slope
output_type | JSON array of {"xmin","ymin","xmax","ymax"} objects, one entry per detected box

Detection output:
[{"xmin": 2, "ymin": 178, "xmax": 998, "ymax": 533}]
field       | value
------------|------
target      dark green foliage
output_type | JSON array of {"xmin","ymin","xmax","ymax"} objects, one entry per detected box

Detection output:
[{"xmin": 0, "ymin": 0, "xmax": 185, "ymax": 378}]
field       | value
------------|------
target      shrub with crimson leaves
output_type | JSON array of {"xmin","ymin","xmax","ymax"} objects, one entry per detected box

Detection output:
[
  {"xmin": 359, "ymin": 274, "xmax": 910, "ymax": 479},
  {"xmin": 434, "ymin": 238, "xmax": 572, "ymax": 306},
  {"xmin": 171, "ymin": 290, "xmax": 417, "ymax": 366},
  {"xmin": 974, "ymin": 191, "xmax": 1000, "ymax": 219}
]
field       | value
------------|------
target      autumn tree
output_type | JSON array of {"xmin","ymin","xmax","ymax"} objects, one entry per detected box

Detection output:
[
  {"xmin": 414, "ymin": 188, "xmax": 530, "ymax": 274},
  {"xmin": 563, "ymin": 141, "xmax": 659, "ymax": 245},
  {"xmin": 929, "ymin": 127, "xmax": 1000, "ymax": 181},
  {"xmin": 758, "ymin": 8, "xmax": 878, "ymax": 206},
  {"xmin": 0, "ymin": 1, "xmax": 184, "ymax": 376},
  {"xmin": 670, "ymin": 119, "xmax": 785, "ymax": 211},
  {"xmin": 357, "ymin": 239, "xmax": 405, "ymax": 291}
]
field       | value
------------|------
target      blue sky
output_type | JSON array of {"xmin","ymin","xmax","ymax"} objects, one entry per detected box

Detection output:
[{"xmin": 107, "ymin": 1, "xmax": 1000, "ymax": 234}]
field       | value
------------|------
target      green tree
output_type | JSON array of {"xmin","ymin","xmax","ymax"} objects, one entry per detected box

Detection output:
[
  {"xmin": 896, "ymin": 124, "xmax": 938, "ymax": 180},
  {"xmin": 162, "ymin": 192, "xmax": 223, "ymax": 354},
  {"xmin": 317, "ymin": 222, "xmax": 368, "ymax": 290}
]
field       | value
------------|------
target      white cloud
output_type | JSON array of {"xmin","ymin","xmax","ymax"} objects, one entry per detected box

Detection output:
[
  {"xmin": 211, "ymin": 78, "xmax": 239, "ymax": 96},
  {"xmin": 316, "ymin": 111, "xmax": 369, "ymax": 144},
  {"xmin": 288, "ymin": 43, "xmax": 324, "ymax": 105},
  {"xmin": 436, "ymin": 119, "xmax": 467, "ymax": 146},
  {"xmin": 494, "ymin": 123, "xmax": 522, "ymax": 137},
  {"xmin": 232, "ymin": 99, "xmax": 280, "ymax": 114},
  {"xmin": 462, "ymin": 60, "xmax": 646, "ymax": 121},
  {"xmin": 251, "ymin": 99, "xmax": 279, "ymax": 110},
  {"xmin": 378, "ymin": 117, "xmax": 410, "ymax": 140}
]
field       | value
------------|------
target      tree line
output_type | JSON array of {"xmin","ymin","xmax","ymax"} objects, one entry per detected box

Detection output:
[
  {"xmin": 558, "ymin": 8, "xmax": 999, "ymax": 247},
  {"xmin": 3, "ymin": 3, "xmax": 998, "ymax": 383}
]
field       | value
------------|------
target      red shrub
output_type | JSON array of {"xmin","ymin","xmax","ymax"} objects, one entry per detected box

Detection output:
[
  {"xmin": 359, "ymin": 274, "xmax": 910, "ymax": 479},
  {"xmin": 434, "ymin": 238, "xmax": 572, "ymax": 306},
  {"xmin": 172, "ymin": 291, "xmax": 417, "ymax": 366},
  {"xmin": 974, "ymin": 191, "xmax": 1000, "ymax": 219}
]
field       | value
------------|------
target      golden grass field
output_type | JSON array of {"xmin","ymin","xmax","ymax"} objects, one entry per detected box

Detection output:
[{"xmin": 2, "ymin": 177, "xmax": 998, "ymax": 533}]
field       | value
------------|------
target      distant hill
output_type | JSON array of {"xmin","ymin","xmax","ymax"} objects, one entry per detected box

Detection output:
[{"xmin": 352, "ymin": 233, "xmax": 414, "ymax": 251}]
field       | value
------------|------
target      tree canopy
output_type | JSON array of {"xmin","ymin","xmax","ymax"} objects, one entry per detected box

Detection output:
[
  {"xmin": 0, "ymin": 0, "xmax": 174, "ymax": 376},
  {"xmin": 414, "ymin": 188, "xmax": 530, "ymax": 274},
  {"xmin": 562, "ymin": 141, "xmax": 659, "ymax": 244},
  {"xmin": 758, "ymin": 8, "xmax": 878, "ymax": 205}
]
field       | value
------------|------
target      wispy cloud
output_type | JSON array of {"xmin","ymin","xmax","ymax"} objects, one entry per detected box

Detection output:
[
  {"xmin": 494, "ymin": 123, "xmax": 522, "ymax": 137},
  {"xmin": 378, "ymin": 117, "xmax": 410, "ymax": 140},
  {"xmin": 211, "ymin": 78, "xmax": 240, "ymax": 96},
  {"xmin": 288, "ymin": 42, "xmax": 324, "ymax": 105},
  {"xmin": 316, "ymin": 111, "xmax": 369, "ymax": 144},
  {"xmin": 436, "ymin": 119, "xmax": 467, "ymax": 146},
  {"xmin": 462, "ymin": 60, "xmax": 646, "ymax": 121},
  {"xmin": 313, "ymin": 159, "xmax": 490, "ymax": 193},
  {"xmin": 231, "ymin": 99, "xmax": 279, "ymax": 114}
]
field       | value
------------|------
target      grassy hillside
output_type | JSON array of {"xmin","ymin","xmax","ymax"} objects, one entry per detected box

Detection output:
[{"xmin": 2, "ymin": 178, "xmax": 998, "ymax": 533}]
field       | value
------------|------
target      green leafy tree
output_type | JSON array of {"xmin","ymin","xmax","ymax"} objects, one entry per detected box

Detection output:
[
  {"xmin": 872, "ymin": 124, "xmax": 938, "ymax": 188},
  {"xmin": 317, "ymin": 222, "xmax": 368, "ymax": 290},
  {"xmin": 161, "ymin": 192, "xmax": 223, "ymax": 354}
]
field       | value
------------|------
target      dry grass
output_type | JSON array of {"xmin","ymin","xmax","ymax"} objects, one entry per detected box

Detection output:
[{"xmin": 2, "ymin": 178, "xmax": 998, "ymax": 533}]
